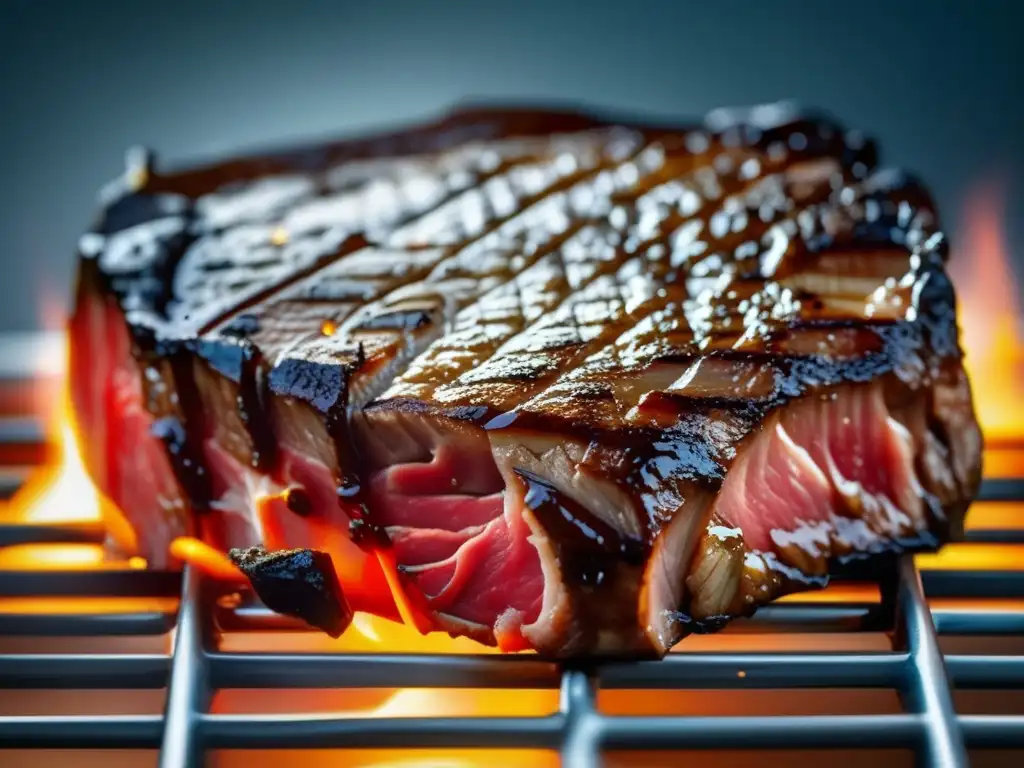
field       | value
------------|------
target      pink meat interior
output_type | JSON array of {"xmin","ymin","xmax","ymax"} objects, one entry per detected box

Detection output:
[
  {"xmin": 366, "ymin": 438, "xmax": 544, "ymax": 648},
  {"xmin": 712, "ymin": 383, "xmax": 924, "ymax": 559}
]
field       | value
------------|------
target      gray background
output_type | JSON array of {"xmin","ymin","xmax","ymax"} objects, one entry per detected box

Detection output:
[{"xmin": 1, "ymin": 0, "xmax": 1021, "ymax": 330}]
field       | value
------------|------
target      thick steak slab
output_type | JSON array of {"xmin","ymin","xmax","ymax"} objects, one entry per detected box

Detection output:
[{"xmin": 69, "ymin": 102, "xmax": 981, "ymax": 656}]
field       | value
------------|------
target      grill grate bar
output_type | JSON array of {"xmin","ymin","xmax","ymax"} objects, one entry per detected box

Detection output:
[
  {"xmin": 202, "ymin": 713, "xmax": 567, "ymax": 750},
  {"xmin": 921, "ymin": 570, "xmax": 1024, "ymax": 599},
  {"xmin": 5, "ymin": 651, "xmax": 1023, "ymax": 692},
  {"xmin": 5, "ymin": 568, "xmax": 1021, "ymax": 628},
  {"xmin": 934, "ymin": 608, "xmax": 1024, "ymax": 635},
  {"xmin": 597, "ymin": 714, "xmax": 924, "ymax": 750},
  {"xmin": 602, "ymin": 652, "xmax": 908, "ymax": 689},
  {"xmin": 1, "ymin": 713, "xmax": 1020, "ymax": 752},
  {"xmin": 159, "ymin": 566, "xmax": 210, "ymax": 768},
  {"xmin": 0, "ymin": 569, "xmax": 181, "ymax": 597},
  {"xmin": 978, "ymin": 477, "xmax": 1024, "ymax": 502},
  {"xmin": 946, "ymin": 655, "xmax": 1024, "ymax": 688},
  {"xmin": 212, "ymin": 652, "xmax": 561, "ymax": 690},
  {"xmin": 0, "ymin": 522, "xmax": 105, "ymax": 547},
  {"xmin": 0, "ymin": 611, "xmax": 176, "ymax": 636},
  {"xmin": 960, "ymin": 716, "xmax": 1024, "ymax": 749},
  {"xmin": 224, "ymin": 600, "xmax": 883, "ymax": 634},
  {"xmin": 5, "ymin": 562, "xmax": 1021, "ymax": 600},
  {"xmin": 0, "ymin": 653, "xmax": 167, "ymax": 689},
  {"xmin": 965, "ymin": 528, "xmax": 1024, "ymax": 543},
  {"xmin": 0, "ymin": 715, "xmax": 164, "ymax": 748},
  {"xmin": 897, "ymin": 556, "xmax": 969, "ymax": 767}
]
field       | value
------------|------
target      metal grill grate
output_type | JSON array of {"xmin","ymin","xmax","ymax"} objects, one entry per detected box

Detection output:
[{"xmin": 0, "ymin": 334, "xmax": 1022, "ymax": 767}]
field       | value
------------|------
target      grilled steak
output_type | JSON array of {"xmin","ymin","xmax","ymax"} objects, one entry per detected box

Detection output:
[{"xmin": 69, "ymin": 102, "xmax": 983, "ymax": 657}]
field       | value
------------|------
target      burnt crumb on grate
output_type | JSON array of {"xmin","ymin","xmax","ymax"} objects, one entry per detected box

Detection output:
[{"xmin": 228, "ymin": 545, "xmax": 353, "ymax": 637}]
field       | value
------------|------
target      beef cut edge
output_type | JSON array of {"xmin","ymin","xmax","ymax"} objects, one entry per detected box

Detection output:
[{"xmin": 68, "ymin": 102, "xmax": 983, "ymax": 657}]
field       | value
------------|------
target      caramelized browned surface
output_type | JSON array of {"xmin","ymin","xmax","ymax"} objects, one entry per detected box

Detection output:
[
  {"xmin": 80, "ymin": 103, "xmax": 879, "ymax": 480},
  {"xmin": 74, "ymin": 103, "xmax": 981, "ymax": 655}
]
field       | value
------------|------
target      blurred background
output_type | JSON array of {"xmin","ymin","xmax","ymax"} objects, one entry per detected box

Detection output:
[
  {"xmin": 1, "ymin": 6, "xmax": 1023, "ymax": 766},
  {"xmin": 0, "ymin": 0, "xmax": 1021, "ymax": 331}
]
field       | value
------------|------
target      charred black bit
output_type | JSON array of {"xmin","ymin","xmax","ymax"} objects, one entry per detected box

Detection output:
[
  {"xmin": 284, "ymin": 487, "xmax": 313, "ymax": 517},
  {"xmin": 268, "ymin": 357, "xmax": 345, "ymax": 413},
  {"xmin": 228, "ymin": 546, "xmax": 353, "ymax": 637}
]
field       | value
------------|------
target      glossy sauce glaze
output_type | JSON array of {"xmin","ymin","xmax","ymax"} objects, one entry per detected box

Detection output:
[{"xmin": 72, "ymin": 102, "xmax": 981, "ymax": 652}]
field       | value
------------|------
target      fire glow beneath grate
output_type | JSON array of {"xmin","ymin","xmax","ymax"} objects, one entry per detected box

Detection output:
[{"xmin": 0, "ymin": 190, "xmax": 1023, "ymax": 766}]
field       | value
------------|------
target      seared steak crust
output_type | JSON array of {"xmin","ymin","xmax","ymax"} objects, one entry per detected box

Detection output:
[{"xmin": 70, "ymin": 102, "xmax": 980, "ymax": 656}]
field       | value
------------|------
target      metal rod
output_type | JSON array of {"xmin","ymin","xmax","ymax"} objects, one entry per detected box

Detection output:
[
  {"xmin": 0, "ymin": 653, "xmax": 168, "ymax": 689},
  {"xmin": 0, "ymin": 568, "xmax": 181, "ymax": 597},
  {"xmin": 959, "ymin": 715, "xmax": 1024, "ymax": 748},
  {"xmin": 921, "ymin": 569, "xmax": 1024, "ymax": 598},
  {"xmin": 726, "ymin": 603, "xmax": 877, "ymax": 632},
  {"xmin": 209, "ymin": 651, "xmax": 916, "ymax": 691},
  {"xmin": 159, "ymin": 566, "xmax": 210, "ymax": 768},
  {"xmin": 933, "ymin": 607, "xmax": 1024, "ymax": 635},
  {"xmin": 0, "ymin": 468, "xmax": 27, "ymax": 500},
  {"xmin": 964, "ymin": 528, "xmax": 1024, "ymax": 544},
  {"xmin": 202, "ymin": 713, "xmax": 565, "ymax": 749},
  {"xmin": 977, "ymin": 477, "xmax": 1024, "ymax": 502},
  {"xmin": 0, "ymin": 417, "xmax": 45, "ymax": 445},
  {"xmin": 601, "ymin": 652, "xmax": 908, "ymax": 689},
  {"xmin": 560, "ymin": 669, "xmax": 600, "ymax": 768},
  {"xmin": 598, "ymin": 714, "xmax": 923, "ymax": 749},
  {"xmin": 0, "ymin": 715, "xmax": 163, "ymax": 748},
  {"xmin": 212, "ymin": 651, "xmax": 560, "ymax": 689},
  {"xmin": 897, "ymin": 556, "xmax": 969, "ymax": 768},
  {"xmin": 946, "ymin": 655, "xmax": 1024, "ymax": 688},
  {"xmin": 0, "ymin": 611, "xmax": 176, "ymax": 636},
  {"xmin": 0, "ymin": 521, "xmax": 105, "ymax": 546},
  {"xmin": 3, "ymin": 647, "xmax": 1017, "ymax": 694}
]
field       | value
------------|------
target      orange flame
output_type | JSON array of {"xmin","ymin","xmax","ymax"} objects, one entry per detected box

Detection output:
[
  {"xmin": 0, "ymin": 329, "xmax": 106, "ymax": 529},
  {"xmin": 0, "ymin": 326, "xmax": 138, "ymax": 566},
  {"xmin": 11, "ymin": 388, "xmax": 102, "ymax": 526},
  {"xmin": 950, "ymin": 180, "xmax": 1024, "ymax": 441}
]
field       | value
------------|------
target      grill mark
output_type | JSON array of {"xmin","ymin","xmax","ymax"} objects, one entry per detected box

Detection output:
[
  {"xmin": 360, "ymin": 118, "xmax": 867, "ymax": 405},
  {"xmin": 196, "ymin": 152, "xmax": 544, "ymax": 336},
  {"xmin": 343, "ymin": 147, "xmax": 641, "ymax": 325},
  {"xmin": 336, "ymin": 219, "xmax": 596, "ymax": 412},
  {"xmin": 434, "ymin": 148, "xmax": 848, "ymax": 410},
  {"xmin": 378, "ymin": 146, "xmax": 704, "ymax": 403},
  {"xmin": 270, "ymin": 136, "xmax": 655, "ymax": 392},
  {"xmin": 512, "ymin": 179, "xmax": 943, "ymax": 441},
  {"xmin": 195, "ymin": 233, "xmax": 371, "ymax": 336}
]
